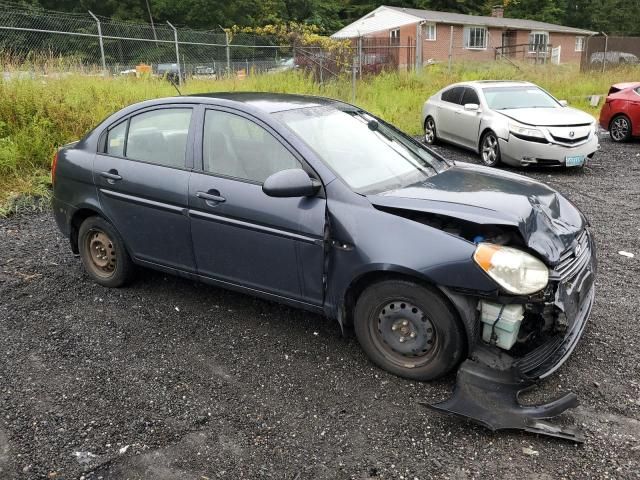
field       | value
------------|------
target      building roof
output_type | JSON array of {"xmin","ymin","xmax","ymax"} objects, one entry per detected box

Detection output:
[{"xmin": 331, "ymin": 5, "xmax": 596, "ymax": 38}]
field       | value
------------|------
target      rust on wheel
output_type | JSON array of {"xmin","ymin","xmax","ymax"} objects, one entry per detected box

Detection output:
[{"xmin": 86, "ymin": 230, "xmax": 116, "ymax": 278}]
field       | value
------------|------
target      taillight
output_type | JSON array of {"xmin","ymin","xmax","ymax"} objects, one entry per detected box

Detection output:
[{"xmin": 51, "ymin": 150, "xmax": 59, "ymax": 186}]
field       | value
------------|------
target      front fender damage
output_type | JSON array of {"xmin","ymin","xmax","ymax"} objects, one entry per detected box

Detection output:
[{"xmin": 428, "ymin": 269, "xmax": 595, "ymax": 443}]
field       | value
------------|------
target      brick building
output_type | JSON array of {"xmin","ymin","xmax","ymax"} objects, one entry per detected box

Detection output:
[{"xmin": 332, "ymin": 5, "xmax": 595, "ymax": 69}]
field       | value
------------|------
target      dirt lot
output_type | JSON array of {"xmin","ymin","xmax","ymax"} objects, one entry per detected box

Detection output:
[{"xmin": 1, "ymin": 136, "xmax": 639, "ymax": 479}]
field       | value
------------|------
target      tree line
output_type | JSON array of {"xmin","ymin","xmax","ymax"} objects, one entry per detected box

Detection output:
[{"xmin": 18, "ymin": 0, "xmax": 640, "ymax": 35}]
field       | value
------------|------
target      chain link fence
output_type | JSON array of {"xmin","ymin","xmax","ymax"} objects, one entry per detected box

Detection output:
[
  {"xmin": 581, "ymin": 35, "xmax": 640, "ymax": 71},
  {"xmin": 0, "ymin": 1, "xmax": 299, "ymax": 82}
]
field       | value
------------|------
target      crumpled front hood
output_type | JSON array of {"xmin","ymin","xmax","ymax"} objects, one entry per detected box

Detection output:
[
  {"xmin": 498, "ymin": 107, "xmax": 594, "ymax": 127},
  {"xmin": 368, "ymin": 163, "xmax": 585, "ymax": 264}
]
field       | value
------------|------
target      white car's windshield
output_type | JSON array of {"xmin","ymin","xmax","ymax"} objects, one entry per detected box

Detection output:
[
  {"xmin": 275, "ymin": 106, "xmax": 447, "ymax": 194},
  {"xmin": 483, "ymin": 86, "xmax": 560, "ymax": 110}
]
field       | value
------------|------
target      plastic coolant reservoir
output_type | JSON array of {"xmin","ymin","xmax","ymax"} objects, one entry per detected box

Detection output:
[{"xmin": 480, "ymin": 301, "xmax": 524, "ymax": 350}]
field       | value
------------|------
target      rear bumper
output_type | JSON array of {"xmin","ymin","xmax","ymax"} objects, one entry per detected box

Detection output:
[
  {"xmin": 498, "ymin": 133, "xmax": 599, "ymax": 167},
  {"xmin": 51, "ymin": 196, "xmax": 74, "ymax": 238}
]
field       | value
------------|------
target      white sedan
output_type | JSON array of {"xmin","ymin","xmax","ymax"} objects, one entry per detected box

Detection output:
[{"xmin": 421, "ymin": 80, "xmax": 599, "ymax": 168}]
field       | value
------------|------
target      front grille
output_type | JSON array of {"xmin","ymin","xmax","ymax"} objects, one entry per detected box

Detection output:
[
  {"xmin": 551, "ymin": 230, "xmax": 590, "ymax": 280},
  {"xmin": 550, "ymin": 134, "xmax": 590, "ymax": 145}
]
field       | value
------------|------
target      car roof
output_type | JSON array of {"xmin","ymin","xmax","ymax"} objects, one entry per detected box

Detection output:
[
  {"xmin": 611, "ymin": 82, "xmax": 640, "ymax": 90},
  {"xmin": 186, "ymin": 92, "xmax": 349, "ymax": 113},
  {"xmin": 461, "ymin": 80, "xmax": 536, "ymax": 89}
]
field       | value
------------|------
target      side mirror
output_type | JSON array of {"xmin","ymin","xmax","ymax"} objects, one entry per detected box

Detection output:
[
  {"xmin": 262, "ymin": 168, "xmax": 321, "ymax": 198},
  {"xmin": 559, "ymin": 100, "xmax": 568, "ymax": 107},
  {"xmin": 464, "ymin": 103, "xmax": 480, "ymax": 111}
]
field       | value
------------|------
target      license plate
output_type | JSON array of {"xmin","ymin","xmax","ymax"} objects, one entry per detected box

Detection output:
[{"xmin": 565, "ymin": 155, "xmax": 585, "ymax": 167}]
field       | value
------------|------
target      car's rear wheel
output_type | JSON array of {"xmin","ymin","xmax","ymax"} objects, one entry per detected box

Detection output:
[
  {"xmin": 353, "ymin": 280, "xmax": 466, "ymax": 381},
  {"xmin": 424, "ymin": 117, "xmax": 437, "ymax": 145},
  {"xmin": 78, "ymin": 216, "xmax": 134, "ymax": 288},
  {"xmin": 610, "ymin": 115, "xmax": 632, "ymax": 142},
  {"xmin": 480, "ymin": 131, "xmax": 501, "ymax": 167}
]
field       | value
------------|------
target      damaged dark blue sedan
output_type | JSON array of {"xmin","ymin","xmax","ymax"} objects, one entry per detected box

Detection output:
[{"xmin": 52, "ymin": 93, "xmax": 596, "ymax": 441}]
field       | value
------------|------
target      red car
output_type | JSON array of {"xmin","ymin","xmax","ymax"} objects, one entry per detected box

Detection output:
[{"xmin": 599, "ymin": 82, "xmax": 640, "ymax": 142}]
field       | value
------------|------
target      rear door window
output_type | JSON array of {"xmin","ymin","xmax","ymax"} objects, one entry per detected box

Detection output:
[
  {"xmin": 441, "ymin": 87, "xmax": 464, "ymax": 104},
  {"xmin": 125, "ymin": 109, "xmax": 192, "ymax": 169}
]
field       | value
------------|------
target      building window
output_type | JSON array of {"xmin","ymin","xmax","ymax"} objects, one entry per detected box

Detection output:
[
  {"xmin": 575, "ymin": 36, "xmax": 585, "ymax": 52},
  {"xmin": 464, "ymin": 26, "xmax": 487, "ymax": 49},
  {"xmin": 424, "ymin": 23, "xmax": 436, "ymax": 41},
  {"xmin": 390, "ymin": 28, "xmax": 400, "ymax": 45},
  {"xmin": 529, "ymin": 31, "xmax": 549, "ymax": 53}
]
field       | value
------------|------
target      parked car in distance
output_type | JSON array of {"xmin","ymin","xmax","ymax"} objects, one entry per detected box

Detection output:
[
  {"xmin": 52, "ymin": 93, "xmax": 596, "ymax": 440},
  {"xmin": 590, "ymin": 51, "xmax": 639, "ymax": 66},
  {"xmin": 599, "ymin": 82, "xmax": 640, "ymax": 142},
  {"xmin": 422, "ymin": 80, "xmax": 599, "ymax": 168}
]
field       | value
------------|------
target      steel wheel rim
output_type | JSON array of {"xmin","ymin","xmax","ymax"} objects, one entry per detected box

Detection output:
[
  {"xmin": 425, "ymin": 119, "xmax": 435, "ymax": 144},
  {"xmin": 611, "ymin": 117, "xmax": 629, "ymax": 141},
  {"xmin": 482, "ymin": 134, "xmax": 498, "ymax": 165},
  {"xmin": 370, "ymin": 300, "xmax": 439, "ymax": 368},
  {"xmin": 86, "ymin": 229, "xmax": 116, "ymax": 278}
]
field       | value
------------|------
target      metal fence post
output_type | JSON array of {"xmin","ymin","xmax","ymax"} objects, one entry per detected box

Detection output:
[
  {"xmin": 225, "ymin": 31, "xmax": 231, "ymax": 76},
  {"xmin": 448, "ymin": 26, "xmax": 453, "ymax": 72},
  {"xmin": 166, "ymin": 21, "xmax": 182, "ymax": 86},
  {"xmin": 352, "ymin": 59, "xmax": 357, "ymax": 103},
  {"xmin": 602, "ymin": 32, "xmax": 608, "ymax": 73},
  {"xmin": 415, "ymin": 22, "xmax": 423, "ymax": 72},
  {"xmin": 357, "ymin": 36, "xmax": 363, "ymax": 79},
  {"xmin": 88, "ymin": 11, "xmax": 107, "ymax": 76}
]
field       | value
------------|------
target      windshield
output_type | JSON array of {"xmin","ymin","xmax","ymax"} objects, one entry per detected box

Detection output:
[
  {"xmin": 274, "ymin": 106, "xmax": 448, "ymax": 194},
  {"xmin": 483, "ymin": 86, "xmax": 560, "ymax": 110}
]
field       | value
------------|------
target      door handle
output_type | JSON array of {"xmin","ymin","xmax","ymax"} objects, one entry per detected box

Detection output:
[
  {"xmin": 100, "ymin": 170, "xmax": 122, "ymax": 182},
  {"xmin": 196, "ymin": 190, "xmax": 226, "ymax": 204}
]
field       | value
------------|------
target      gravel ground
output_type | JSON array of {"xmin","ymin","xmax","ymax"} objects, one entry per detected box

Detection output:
[{"xmin": 1, "ymin": 135, "xmax": 639, "ymax": 480}]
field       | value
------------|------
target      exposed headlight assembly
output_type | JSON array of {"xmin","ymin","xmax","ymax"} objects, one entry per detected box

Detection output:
[
  {"xmin": 509, "ymin": 122, "xmax": 546, "ymax": 140},
  {"xmin": 474, "ymin": 243, "xmax": 549, "ymax": 295}
]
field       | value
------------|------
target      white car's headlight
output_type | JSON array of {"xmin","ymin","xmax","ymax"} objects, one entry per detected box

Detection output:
[
  {"xmin": 509, "ymin": 122, "xmax": 546, "ymax": 140},
  {"xmin": 474, "ymin": 243, "xmax": 549, "ymax": 295}
]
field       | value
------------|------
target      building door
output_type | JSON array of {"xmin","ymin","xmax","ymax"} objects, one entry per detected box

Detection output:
[{"xmin": 501, "ymin": 30, "xmax": 517, "ymax": 57}]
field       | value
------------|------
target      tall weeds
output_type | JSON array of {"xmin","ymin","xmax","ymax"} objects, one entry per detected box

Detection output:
[{"xmin": 0, "ymin": 62, "xmax": 637, "ymax": 213}]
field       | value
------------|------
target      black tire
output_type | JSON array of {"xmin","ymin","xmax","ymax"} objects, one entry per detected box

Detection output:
[
  {"xmin": 353, "ymin": 280, "xmax": 466, "ymax": 381},
  {"xmin": 78, "ymin": 216, "xmax": 135, "ymax": 288},
  {"xmin": 424, "ymin": 116, "xmax": 437, "ymax": 145},
  {"xmin": 479, "ymin": 130, "xmax": 501, "ymax": 167},
  {"xmin": 609, "ymin": 114, "xmax": 632, "ymax": 143}
]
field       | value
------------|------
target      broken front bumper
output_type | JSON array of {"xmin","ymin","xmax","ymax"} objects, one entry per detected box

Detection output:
[{"xmin": 429, "ymin": 231, "xmax": 596, "ymax": 442}]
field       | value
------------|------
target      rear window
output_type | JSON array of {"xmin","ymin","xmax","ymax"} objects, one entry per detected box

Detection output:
[{"xmin": 608, "ymin": 86, "xmax": 622, "ymax": 95}]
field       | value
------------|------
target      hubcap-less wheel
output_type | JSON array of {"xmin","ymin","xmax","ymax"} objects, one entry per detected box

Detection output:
[
  {"xmin": 86, "ymin": 230, "xmax": 116, "ymax": 278},
  {"xmin": 481, "ymin": 133, "xmax": 499, "ymax": 166},
  {"xmin": 424, "ymin": 118, "xmax": 436, "ymax": 144},
  {"xmin": 610, "ymin": 116, "xmax": 630, "ymax": 142},
  {"xmin": 371, "ymin": 300, "xmax": 439, "ymax": 368}
]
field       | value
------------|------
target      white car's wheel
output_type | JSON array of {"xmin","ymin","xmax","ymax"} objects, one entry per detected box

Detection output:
[
  {"xmin": 424, "ymin": 117, "xmax": 437, "ymax": 145},
  {"xmin": 480, "ymin": 131, "xmax": 501, "ymax": 167}
]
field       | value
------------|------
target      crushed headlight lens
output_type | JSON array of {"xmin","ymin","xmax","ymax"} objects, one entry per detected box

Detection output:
[
  {"xmin": 509, "ymin": 122, "xmax": 546, "ymax": 139},
  {"xmin": 474, "ymin": 243, "xmax": 549, "ymax": 295}
]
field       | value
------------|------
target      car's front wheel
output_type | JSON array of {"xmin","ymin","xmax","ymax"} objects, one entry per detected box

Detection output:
[
  {"xmin": 480, "ymin": 131, "xmax": 501, "ymax": 167},
  {"xmin": 78, "ymin": 216, "xmax": 135, "ymax": 288},
  {"xmin": 424, "ymin": 117, "xmax": 437, "ymax": 145},
  {"xmin": 610, "ymin": 115, "xmax": 632, "ymax": 142},
  {"xmin": 354, "ymin": 280, "xmax": 466, "ymax": 381}
]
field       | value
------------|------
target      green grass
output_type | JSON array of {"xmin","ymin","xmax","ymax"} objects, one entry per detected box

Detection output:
[{"xmin": 0, "ymin": 61, "xmax": 637, "ymax": 214}]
